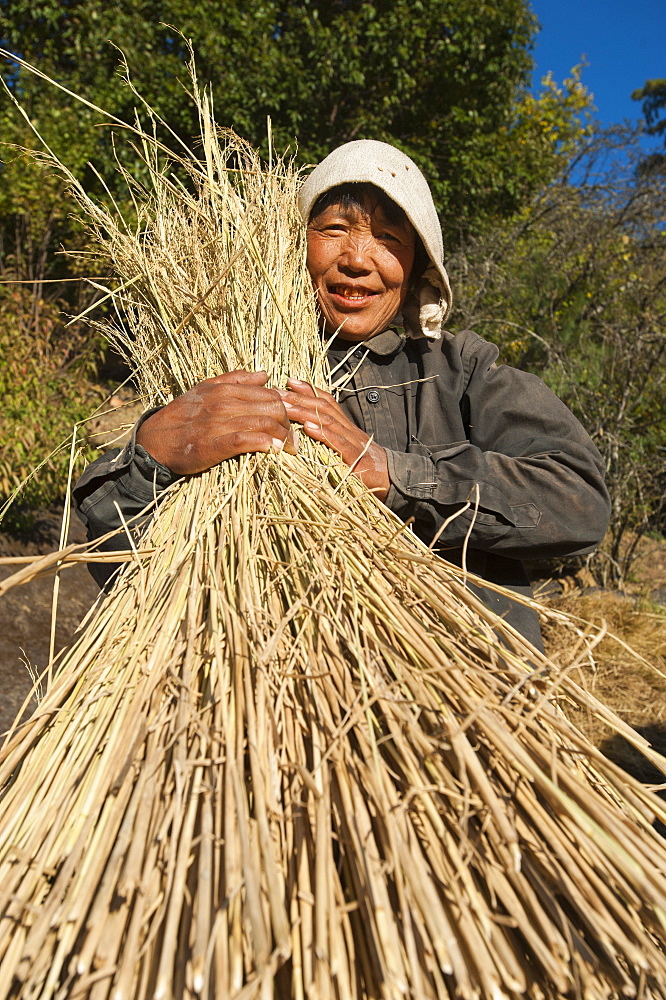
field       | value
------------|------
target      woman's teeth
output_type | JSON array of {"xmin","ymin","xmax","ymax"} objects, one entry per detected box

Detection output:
[{"xmin": 333, "ymin": 286, "xmax": 374, "ymax": 299}]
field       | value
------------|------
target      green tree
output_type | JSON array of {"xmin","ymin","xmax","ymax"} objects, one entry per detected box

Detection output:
[
  {"xmin": 632, "ymin": 77, "xmax": 666, "ymax": 176},
  {"xmin": 1, "ymin": 0, "xmax": 592, "ymax": 229},
  {"xmin": 632, "ymin": 78, "xmax": 666, "ymax": 143}
]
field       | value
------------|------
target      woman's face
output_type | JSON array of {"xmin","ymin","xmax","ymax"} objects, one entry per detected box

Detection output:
[{"xmin": 306, "ymin": 195, "xmax": 416, "ymax": 342}]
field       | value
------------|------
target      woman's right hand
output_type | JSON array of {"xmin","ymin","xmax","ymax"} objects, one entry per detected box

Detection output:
[{"xmin": 135, "ymin": 370, "xmax": 298, "ymax": 475}]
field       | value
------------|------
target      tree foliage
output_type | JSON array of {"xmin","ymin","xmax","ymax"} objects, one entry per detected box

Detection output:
[
  {"xmin": 632, "ymin": 78, "xmax": 666, "ymax": 177},
  {"xmin": 632, "ymin": 78, "xmax": 666, "ymax": 142},
  {"xmin": 1, "ymin": 0, "xmax": 592, "ymax": 229},
  {"xmin": 449, "ymin": 129, "xmax": 666, "ymax": 584}
]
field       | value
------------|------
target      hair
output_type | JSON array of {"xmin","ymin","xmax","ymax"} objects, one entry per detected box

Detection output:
[{"xmin": 308, "ymin": 182, "xmax": 429, "ymax": 280}]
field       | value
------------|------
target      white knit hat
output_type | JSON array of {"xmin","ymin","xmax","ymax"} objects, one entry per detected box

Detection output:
[{"xmin": 298, "ymin": 139, "xmax": 452, "ymax": 339}]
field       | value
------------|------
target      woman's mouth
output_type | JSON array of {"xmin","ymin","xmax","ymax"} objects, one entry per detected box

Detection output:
[{"xmin": 328, "ymin": 284, "xmax": 380, "ymax": 304}]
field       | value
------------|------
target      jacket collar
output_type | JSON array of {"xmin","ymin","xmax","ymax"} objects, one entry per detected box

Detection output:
[{"xmin": 327, "ymin": 326, "xmax": 407, "ymax": 358}]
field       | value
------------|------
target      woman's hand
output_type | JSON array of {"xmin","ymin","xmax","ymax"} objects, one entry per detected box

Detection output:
[
  {"xmin": 278, "ymin": 379, "xmax": 390, "ymax": 501},
  {"xmin": 136, "ymin": 370, "xmax": 298, "ymax": 475}
]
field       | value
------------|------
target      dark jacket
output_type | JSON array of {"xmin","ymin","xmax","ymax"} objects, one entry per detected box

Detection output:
[{"xmin": 73, "ymin": 328, "xmax": 611, "ymax": 648}]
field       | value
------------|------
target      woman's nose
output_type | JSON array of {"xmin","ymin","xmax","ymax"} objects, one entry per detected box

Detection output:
[{"xmin": 339, "ymin": 235, "xmax": 374, "ymax": 271}]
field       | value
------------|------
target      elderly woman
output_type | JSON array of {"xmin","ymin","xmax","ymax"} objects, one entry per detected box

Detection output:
[{"xmin": 74, "ymin": 140, "xmax": 610, "ymax": 648}]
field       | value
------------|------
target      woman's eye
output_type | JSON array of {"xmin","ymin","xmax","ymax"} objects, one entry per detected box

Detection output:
[{"xmin": 378, "ymin": 231, "xmax": 399, "ymax": 242}]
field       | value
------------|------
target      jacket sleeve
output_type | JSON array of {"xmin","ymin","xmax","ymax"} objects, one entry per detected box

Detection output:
[
  {"xmin": 382, "ymin": 333, "xmax": 610, "ymax": 560},
  {"xmin": 73, "ymin": 410, "xmax": 179, "ymax": 587}
]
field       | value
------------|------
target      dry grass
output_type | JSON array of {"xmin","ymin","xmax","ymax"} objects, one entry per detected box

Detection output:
[
  {"xmin": 543, "ymin": 590, "xmax": 666, "ymax": 783},
  {"xmin": 1, "ymin": 55, "xmax": 666, "ymax": 1000}
]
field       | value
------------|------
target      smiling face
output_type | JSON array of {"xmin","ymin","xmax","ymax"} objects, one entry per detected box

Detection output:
[{"xmin": 306, "ymin": 191, "xmax": 416, "ymax": 342}]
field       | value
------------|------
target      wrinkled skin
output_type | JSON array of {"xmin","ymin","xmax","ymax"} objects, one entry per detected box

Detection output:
[
  {"xmin": 305, "ymin": 197, "xmax": 415, "ymax": 342},
  {"xmin": 136, "ymin": 371, "xmax": 298, "ymax": 475},
  {"xmin": 136, "ymin": 195, "xmax": 416, "ymax": 500}
]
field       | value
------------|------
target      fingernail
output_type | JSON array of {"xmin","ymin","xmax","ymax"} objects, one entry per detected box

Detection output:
[
  {"xmin": 270, "ymin": 438, "xmax": 284, "ymax": 452},
  {"xmin": 304, "ymin": 421, "xmax": 318, "ymax": 430},
  {"xmin": 288, "ymin": 378, "xmax": 306, "ymax": 385}
]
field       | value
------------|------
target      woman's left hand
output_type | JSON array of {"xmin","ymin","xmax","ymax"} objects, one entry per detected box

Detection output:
[{"xmin": 279, "ymin": 379, "xmax": 390, "ymax": 501}]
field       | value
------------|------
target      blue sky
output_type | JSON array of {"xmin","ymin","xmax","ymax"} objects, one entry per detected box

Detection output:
[{"xmin": 530, "ymin": 0, "xmax": 665, "ymax": 149}]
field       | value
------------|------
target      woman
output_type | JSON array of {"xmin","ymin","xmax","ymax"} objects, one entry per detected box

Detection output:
[{"xmin": 74, "ymin": 140, "xmax": 610, "ymax": 647}]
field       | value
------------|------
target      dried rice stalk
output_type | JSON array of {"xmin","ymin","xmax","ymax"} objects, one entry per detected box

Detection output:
[{"xmin": 1, "ymin": 68, "xmax": 666, "ymax": 1000}]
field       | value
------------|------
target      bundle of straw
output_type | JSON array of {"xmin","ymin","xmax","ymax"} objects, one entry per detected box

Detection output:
[{"xmin": 1, "ymin": 72, "xmax": 666, "ymax": 1000}]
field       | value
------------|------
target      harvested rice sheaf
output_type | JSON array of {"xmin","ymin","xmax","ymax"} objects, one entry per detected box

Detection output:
[{"xmin": 1, "ymin": 71, "xmax": 666, "ymax": 1000}]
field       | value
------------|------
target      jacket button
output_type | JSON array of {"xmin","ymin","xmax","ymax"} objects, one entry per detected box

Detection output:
[{"xmin": 366, "ymin": 390, "xmax": 381, "ymax": 404}]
